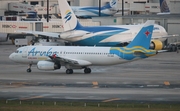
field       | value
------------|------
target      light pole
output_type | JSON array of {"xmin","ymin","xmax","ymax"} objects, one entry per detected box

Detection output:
[
  {"xmin": 122, "ymin": 0, "xmax": 124, "ymax": 16},
  {"xmin": 99, "ymin": 0, "xmax": 101, "ymax": 17},
  {"xmin": 47, "ymin": 0, "xmax": 49, "ymax": 22}
]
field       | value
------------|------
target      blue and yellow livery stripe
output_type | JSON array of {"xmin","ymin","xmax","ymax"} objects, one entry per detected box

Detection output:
[
  {"xmin": 111, "ymin": 46, "xmax": 153, "ymax": 53},
  {"xmin": 110, "ymin": 46, "xmax": 156, "ymax": 60}
]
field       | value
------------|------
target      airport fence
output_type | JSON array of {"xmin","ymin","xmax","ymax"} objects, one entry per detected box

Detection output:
[{"xmin": 0, "ymin": 100, "xmax": 180, "ymax": 109}]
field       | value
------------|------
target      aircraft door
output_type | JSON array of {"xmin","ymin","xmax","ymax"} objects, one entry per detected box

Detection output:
[{"xmin": 22, "ymin": 47, "xmax": 28, "ymax": 58}]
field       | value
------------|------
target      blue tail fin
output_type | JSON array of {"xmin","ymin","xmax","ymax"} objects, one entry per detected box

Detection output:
[
  {"xmin": 102, "ymin": 0, "xmax": 117, "ymax": 10},
  {"xmin": 160, "ymin": 0, "xmax": 170, "ymax": 13},
  {"xmin": 126, "ymin": 20, "xmax": 155, "ymax": 49}
]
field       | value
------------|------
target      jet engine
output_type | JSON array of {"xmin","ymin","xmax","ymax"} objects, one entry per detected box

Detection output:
[
  {"xmin": 150, "ymin": 40, "xmax": 163, "ymax": 50},
  {"xmin": 37, "ymin": 61, "xmax": 61, "ymax": 70},
  {"xmin": 0, "ymin": 33, "xmax": 8, "ymax": 42}
]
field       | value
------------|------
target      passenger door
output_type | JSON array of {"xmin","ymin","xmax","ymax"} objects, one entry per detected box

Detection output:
[{"xmin": 22, "ymin": 47, "xmax": 28, "ymax": 58}]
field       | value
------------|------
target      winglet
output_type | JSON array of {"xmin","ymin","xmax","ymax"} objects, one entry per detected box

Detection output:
[
  {"xmin": 159, "ymin": 0, "xmax": 170, "ymax": 13},
  {"xmin": 58, "ymin": 0, "xmax": 83, "ymax": 31},
  {"xmin": 126, "ymin": 20, "xmax": 155, "ymax": 49}
]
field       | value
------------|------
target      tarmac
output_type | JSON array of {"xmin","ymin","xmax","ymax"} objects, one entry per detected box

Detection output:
[{"xmin": 0, "ymin": 41, "xmax": 180, "ymax": 103}]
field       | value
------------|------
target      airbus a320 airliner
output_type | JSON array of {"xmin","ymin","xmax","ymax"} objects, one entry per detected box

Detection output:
[{"xmin": 9, "ymin": 20, "xmax": 158, "ymax": 74}]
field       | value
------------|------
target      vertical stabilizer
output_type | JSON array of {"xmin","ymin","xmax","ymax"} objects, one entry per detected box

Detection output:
[
  {"xmin": 126, "ymin": 20, "xmax": 155, "ymax": 49},
  {"xmin": 103, "ymin": 0, "xmax": 117, "ymax": 10},
  {"xmin": 159, "ymin": 0, "xmax": 170, "ymax": 13},
  {"xmin": 58, "ymin": 0, "xmax": 83, "ymax": 31}
]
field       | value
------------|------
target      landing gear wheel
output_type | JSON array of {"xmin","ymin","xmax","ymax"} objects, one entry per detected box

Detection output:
[
  {"xmin": 27, "ymin": 68, "xmax": 31, "ymax": 73},
  {"xmin": 27, "ymin": 64, "xmax": 32, "ymax": 73},
  {"xmin": 66, "ymin": 69, "xmax": 73, "ymax": 74},
  {"xmin": 84, "ymin": 68, "xmax": 91, "ymax": 74}
]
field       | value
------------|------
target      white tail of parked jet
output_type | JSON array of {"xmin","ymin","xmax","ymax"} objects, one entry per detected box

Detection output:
[
  {"xmin": 58, "ymin": 0, "xmax": 78, "ymax": 31},
  {"xmin": 58, "ymin": 0, "xmax": 82, "ymax": 31}
]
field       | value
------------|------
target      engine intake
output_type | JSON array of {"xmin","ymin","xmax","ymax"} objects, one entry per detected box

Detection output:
[
  {"xmin": 150, "ymin": 40, "xmax": 163, "ymax": 50},
  {"xmin": 37, "ymin": 61, "xmax": 61, "ymax": 70}
]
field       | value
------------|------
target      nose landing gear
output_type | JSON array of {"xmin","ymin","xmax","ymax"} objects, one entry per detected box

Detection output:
[{"xmin": 27, "ymin": 64, "xmax": 32, "ymax": 73}]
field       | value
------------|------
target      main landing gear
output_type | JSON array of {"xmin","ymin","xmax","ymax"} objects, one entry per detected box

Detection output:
[
  {"xmin": 65, "ymin": 68, "xmax": 91, "ymax": 74},
  {"xmin": 66, "ymin": 69, "xmax": 73, "ymax": 74},
  {"xmin": 27, "ymin": 64, "xmax": 32, "ymax": 73},
  {"xmin": 84, "ymin": 68, "xmax": 91, "ymax": 74}
]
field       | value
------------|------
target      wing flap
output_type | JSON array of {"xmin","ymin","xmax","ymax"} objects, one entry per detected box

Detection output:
[
  {"xmin": 49, "ymin": 55, "xmax": 92, "ymax": 66},
  {"xmin": 16, "ymin": 30, "xmax": 88, "ymax": 39},
  {"xmin": 16, "ymin": 30, "xmax": 60, "ymax": 38}
]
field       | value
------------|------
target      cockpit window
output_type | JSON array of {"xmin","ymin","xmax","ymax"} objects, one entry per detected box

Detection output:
[{"xmin": 15, "ymin": 50, "xmax": 19, "ymax": 53}]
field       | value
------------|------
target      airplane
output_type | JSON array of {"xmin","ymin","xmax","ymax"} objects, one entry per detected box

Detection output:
[
  {"xmin": 9, "ymin": 20, "xmax": 158, "ymax": 74},
  {"xmin": 157, "ymin": 0, "xmax": 170, "ymax": 15},
  {"xmin": 18, "ymin": 0, "xmax": 173, "ymax": 50},
  {"xmin": 70, "ymin": 0, "xmax": 119, "ymax": 18}
]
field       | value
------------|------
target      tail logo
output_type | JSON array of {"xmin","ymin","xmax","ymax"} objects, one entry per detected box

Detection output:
[
  {"xmin": 64, "ymin": 10, "xmax": 72, "ymax": 23},
  {"xmin": 144, "ymin": 30, "xmax": 151, "ymax": 38},
  {"xmin": 111, "ymin": 0, "xmax": 116, "ymax": 7}
]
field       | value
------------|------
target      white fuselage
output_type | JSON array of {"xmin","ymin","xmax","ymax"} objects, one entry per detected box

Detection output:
[
  {"xmin": 9, "ymin": 46, "xmax": 128, "ymax": 66},
  {"xmin": 61, "ymin": 24, "xmax": 167, "ymax": 43}
]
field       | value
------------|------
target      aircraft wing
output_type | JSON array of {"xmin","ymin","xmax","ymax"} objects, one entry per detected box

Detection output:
[
  {"xmin": 152, "ymin": 34, "xmax": 179, "ymax": 39},
  {"xmin": 16, "ymin": 30, "xmax": 89, "ymax": 39},
  {"xmin": 109, "ymin": 34, "xmax": 179, "ymax": 44},
  {"xmin": 49, "ymin": 55, "xmax": 92, "ymax": 66},
  {"xmin": 16, "ymin": 30, "xmax": 60, "ymax": 38}
]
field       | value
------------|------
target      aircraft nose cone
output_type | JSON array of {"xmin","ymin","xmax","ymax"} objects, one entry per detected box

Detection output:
[{"xmin": 9, "ymin": 53, "xmax": 14, "ymax": 60}]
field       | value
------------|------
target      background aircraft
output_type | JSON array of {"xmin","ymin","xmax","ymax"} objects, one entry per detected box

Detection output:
[
  {"xmin": 70, "ymin": 0, "xmax": 119, "ymax": 18},
  {"xmin": 18, "ymin": 0, "xmax": 172, "ymax": 51},
  {"xmin": 9, "ymin": 20, "xmax": 158, "ymax": 74}
]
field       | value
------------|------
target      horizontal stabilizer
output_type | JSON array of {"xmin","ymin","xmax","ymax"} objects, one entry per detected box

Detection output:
[
  {"xmin": 133, "ymin": 51, "xmax": 146, "ymax": 56},
  {"xmin": 157, "ymin": 50, "xmax": 168, "ymax": 53}
]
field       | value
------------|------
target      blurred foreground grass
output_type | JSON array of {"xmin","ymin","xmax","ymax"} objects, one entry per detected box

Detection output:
[{"xmin": 0, "ymin": 100, "xmax": 179, "ymax": 111}]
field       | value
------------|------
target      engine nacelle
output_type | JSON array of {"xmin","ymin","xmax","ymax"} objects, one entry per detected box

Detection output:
[
  {"xmin": 0, "ymin": 33, "xmax": 8, "ymax": 42},
  {"xmin": 37, "ymin": 61, "xmax": 61, "ymax": 70},
  {"xmin": 150, "ymin": 40, "xmax": 163, "ymax": 50}
]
